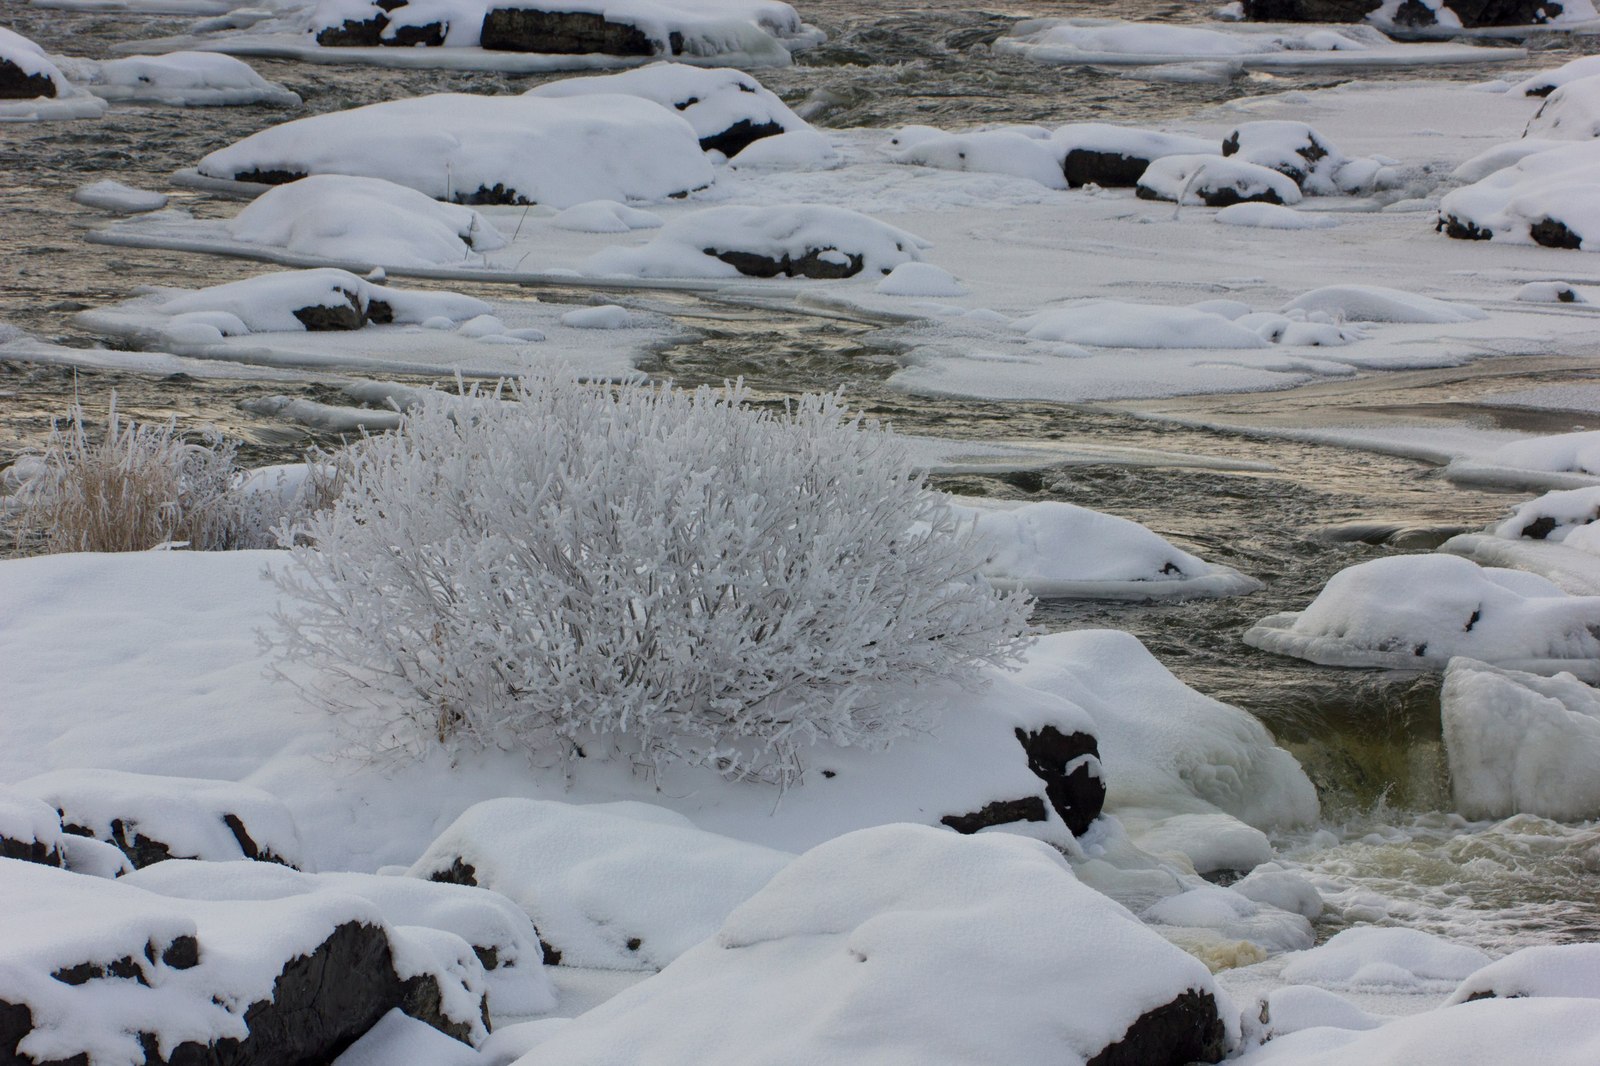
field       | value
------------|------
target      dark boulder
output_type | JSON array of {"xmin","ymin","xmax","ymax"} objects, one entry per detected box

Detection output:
[
  {"xmin": 381, "ymin": 21, "xmax": 448, "ymax": 47},
  {"xmin": 316, "ymin": 17, "xmax": 389, "ymax": 46},
  {"xmin": 940, "ymin": 796, "xmax": 1049, "ymax": 834},
  {"xmin": 1016, "ymin": 725, "xmax": 1106, "ymax": 836},
  {"xmin": 0, "ymin": 58, "xmax": 57, "ymax": 100},
  {"xmin": 708, "ymin": 247, "xmax": 867, "ymax": 279},
  {"xmin": 231, "ymin": 167, "xmax": 309, "ymax": 186},
  {"xmin": 480, "ymin": 8, "xmax": 677, "ymax": 56},
  {"xmin": 1531, "ymin": 216, "xmax": 1584, "ymax": 250},
  {"xmin": 1063, "ymin": 149, "xmax": 1155, "ymax": 189},
  {"xmin": 1136, "ymin": 183, "xmax": 1286, "ymax": 208},
  {"xmin": 701, "ymin": 118, "xmax": 786, "ymax": 158},
  {"xmin": 1241, "ymin": 0, "xmax": 1566, "ymax": 26},
  {"xmin": 1221, "ymin": 122, "xmax": 1334, "ymax": 188},
  {"xmin": 1438, "ymin": 213, "xmax": 1493, "ymax": 240},
  {"xmin": 1088, "ymin": 989, "xmax": 1229, "ymax": 1066},
  {"xmin": 294, "ymin": 288, "xmax": 368, "ymax": 332}
]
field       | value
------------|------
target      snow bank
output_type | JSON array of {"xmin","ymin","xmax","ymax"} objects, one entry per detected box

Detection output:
[
  {"xmin": 1448, "ymin": 943, "xmax": 1600, "ymax": 1003},
  {"xmin": 1439, "ymin": 140, "xmax": 1600, "ymax": 250},
  {"xmin": 1244, "ymin": 553, "xmax": 1600, "ymax": 679},
  {"xmin": 527, "ymin": 63, "xmax": 804, "ymax": 157},
  {"xmin": 228, "ymin": 176, "xmax": 507, "ymax": 268},
  {"xmin": 71, "ymin": 179, "xmax": 168, "ymax": 213},
  {"xmin": 890, "ymin": 129, "xmax": 1069, "ymax": 189},
  {"xmin": 1281, "ymin": 284, "xmax": 1488, "ymax": 323},
  {"xmin": 14, "ymin": 768, "xmax": 304, "ymax": 867},
  {"xmin": 1440, "ymin": 657, "xmax": 1600, "ymax": 820},
  {"xmin": 1014, "ymin": 300, "xmax": 1272, "ymax": 349},
  {"xmin": 1447, "ymin": 429, "xmax": 1600, "ymax": 488},
  {"xmin": 0, "ymin": 25, "xmax": 68, "ymax": 97},
  {"xmin": 586, "ymin": 204, "xmax": 927, "ymax": 279},
  {"xmin": 952, "ymin": 497, "xmax": 1262, "ymax": 599},
  {"xmin": 405, "ymin": 798, "xmax": 791, "ymax": 970},
  {"xmin": 123, "ymin": 859, "xmax": 558, "ymax": 1015},
  {"xmin": 1137, "ymin": 154, "xmax": 1304, "ymax": 207},
  {"xmin": 550, "ymin": 200, "xmax": 662, "ymax": 232},
  {"xmin": 876, "ymin": 261, "xmax": 965, "ymax": 297},
  {"xmin": 1280, "ymin": 926, "xmax": 1492, "ymax": 993},
  {"xmin": 196, "ymin": 93, "xmax": 712, "ymax": 207},
  {"xmin": 69, "ymin": 51, "xmax": 300, "ymax": 106},
  {"xmin": 1012, "ymin": 630, "xmax": 1320, "ymax": 831},
  {"xmin": 511, "ymin": 825, "xmax": 1233, "ymax": 1066}
]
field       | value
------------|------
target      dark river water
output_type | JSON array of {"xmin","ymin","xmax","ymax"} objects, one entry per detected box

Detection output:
[{"xmin": 4, "ymin": 0, "xmax": 1599, "ymax": 949}]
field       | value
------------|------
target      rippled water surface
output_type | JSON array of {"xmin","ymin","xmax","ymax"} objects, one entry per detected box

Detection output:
[{"xmin": 5, "ymin": 0, "xmax": 1599, "ymax": 948}]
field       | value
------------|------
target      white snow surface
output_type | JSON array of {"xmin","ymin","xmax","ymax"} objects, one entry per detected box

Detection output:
[
  {"xmin": 228, "ymin": 176, "xmax": 508, "ymax": 267},
  {"xmin": 1440, "ymin": 139, "xmax": 1600, "ymax": 250},
  {"xmin": 1280, "ymin": 925, "xmax": 1493, "ymax": 992},
  {"xmin": 1215, "ymin": 202, "xmax": 1339, "ymax": 229},
  {"xmin": 951, "ymin": 497, "xmax": 1262, "ymax": 599},
  {"xmin": 1526, "ymin": 74, "xmax": 1600, "ymax": 140},
  {"xmin": 1448, "ymin": 429, "xmax": 1600, "ymax": 488},
  {"xmin": 1447, "ymin": 943, "xmax": 1600, "ymax": 1003},
  {"xmin": 71, "ymin": 179, "xmax": 169, "ymax": 213},
  {"xmin": 1281, "ymin": 284, "xmax": 1488, "ymax": 323},
  {"xmin": 1014, "ymin": 299, "xmax": 1273, "ymax": 348},
  {"xmin": 60, "ymin": 51, "xmax": 300, "ymax": 106},
  {"xmin": 196, "ymin": 93, "xmax": 713, "ymax": 208},
  {"xmin": 527, "ymin": 63, "xmax": 804, "ymax": 154},
  {"xmin": 509, "ymin": 824, "xmax": 1233, "ymax": 1066},
  {"xmin": 0, "ymin": 787, "xmax": 64, "ymax": 857},
  {"xmin": 1440, "ymin": 657, "xmax": 1600, "ymax": 821},
  {"xmin": 334, "ymin": 1010, "xmax": 482, "ymax": 1066},
  {"xmin": 1513, "ymin": 55, "xmax": 1600, "ymax": 97},
  {"xmin": 1245, "ymin": 553, "xmax": 1600, "ymax": 678},
  {"xmin": 875, "ymin": 261, "xmax": 966, "ymax": 297},
  {"xmin": 1137, "ymin": 153, "xmax": 1304, "ymax": 206},
  {"xmin": 550, "ymin": 200, "xmax": 662, "ymax": 233},
  {"xmin": 890, "ymin": 129, "xmax": 1070, "ymax": 190}
]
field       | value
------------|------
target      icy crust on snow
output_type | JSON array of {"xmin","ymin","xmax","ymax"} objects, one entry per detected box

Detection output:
[
  {"xmin": 0, "ymin": 27, "xmax": 108, "ymax": 121},
  {"xmin": 13, "ymin": 768, "xmax": 304, "ymax": 866},
  {"xmin": 0, "ymin": 858, "xmax": 486, "ymax": 1063},
  {"xmin": 527, "ymin": 63, "xmax": 804, "ymax": 155},
  {"xmin": 56, "ymin": 51, "xmax": 300, "ymax": 106},
  {"xmin": 1013, "ymin": 630, "xmax": 1320, "ymax": 831},
  {"xmin": 585, "ymin": 204, "xmax": 928, "ymax": 278},
  {"xmin": 950, "ymin": 497, "xmax": 1263, "ymax": 600},
  {"xmin": 405, "ymin": 798, "xmax": 792, "ymax": 971},
  {"xmin": 196, "ymin": 93, "xmax": 713, "ymax": 207},
  {"xmin": 228, "ymin": 177, "xmax": 508, "ymax": 268},
  {"xmin": 1244, "ymin": 553, "xmax": 1600, "ymax": 679},
  {"xmin": 122, "ymin": 859, "xmax": 558, "ymax": 1015},
  {"xmin": 1440, "ymin": 140, "xmax": 1600, "ymax": 250},
  {"xmin": 511, "ymin": 825, "xmax": 1233, "ymax": 1066},
  {"xmin": 993, "ymin": 19, "xmax": 1522, "ymax": 69},
  {"xmin": 1280, "ymin": 926, "xmax": 1492, "ymax": 993},
  {"xmin": 1440, "ymin": 658, "xmax": 1600, "ymax": 821},
  {"xmin": 1447, "ymin": 943, "xmax": 1600, "ymax": 1003},
  {"xmin": 1231, "ymin": 997, "xmax": 1600, "ymax": 1066},
  {"xmin": 1137, "ymin": 154, "xmax": 1304, "ymax": 206},
  {"xmin": 1446, "ymin": 430, "xmax": 1600, "ymax": 489}
]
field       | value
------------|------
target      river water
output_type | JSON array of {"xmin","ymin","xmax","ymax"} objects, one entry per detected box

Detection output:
[{"xmin": 4, "ymin": 1, "xmax": 1599, "ymax": 951}]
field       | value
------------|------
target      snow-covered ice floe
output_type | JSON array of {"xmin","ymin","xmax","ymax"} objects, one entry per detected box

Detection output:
[
  {"xmin": 120, "ymin": 0, "xmax": 823, "ymax": 71},
  {"xmin": 54, "ymin": 51, "xmax": 300, "ymax": 107},
  {"xmin": 1244, "ymin": 552, "xmax": 1600, "ymax": 679},
  {"xmin": 74, "ymin": 267, "xmax": 678, "ymax": 377},
  {"xmin": 71, "ymin": 179, "xmax": 169, "ymax": 214},
  {"xmin": 1440, "ymin": 657, "xmax": 1600, "ymax": 820},
  {"xmin": 951, "ymin": 497, "xmax": 1261, "ymax": 600},
  {"xmin": 0, "ymin": 27, "xmax": 108, "ymax": 121},
  {"xmin": 994, "ymin": 19, "xmax": 1524, "ymax": 70},
  {"xmin": 1445, "ymin": 429, "xmax": 1600, "ymax": 490}
]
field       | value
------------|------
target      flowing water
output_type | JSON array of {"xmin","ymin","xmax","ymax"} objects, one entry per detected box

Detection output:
[{"xmin": 4, "ymin": 0, "xmax": 1599, "ymax": 951}]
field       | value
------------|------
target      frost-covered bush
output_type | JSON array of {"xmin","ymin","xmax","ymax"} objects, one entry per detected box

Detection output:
[{"xmin": 271, "ymin": 376, "xmax": 1033, "ymax": 782}]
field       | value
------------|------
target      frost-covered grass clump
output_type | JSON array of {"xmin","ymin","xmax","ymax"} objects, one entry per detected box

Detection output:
[{"xmin": 273, "ymin": 376, "xmax": 1033, "ymax": 782}]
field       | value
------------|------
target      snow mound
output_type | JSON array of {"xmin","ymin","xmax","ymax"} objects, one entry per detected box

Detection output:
[
  {"xmin": 1281, "ymin": 284, "xmax": 1488, "ymax": 323},
  {"xmin": 550, "ymin": 199, "xmax": 662, "ymax": 232},
  {"xmin": 724, "ymin": 127, "xmax": 837, "ymax": 169},
  {"xmin": 1138, "ymin": 879, "xmax": 1314, "ymax": 956},
  {"xmin": 560, "ymin": 304, "xmax": 631, "ymax": 328},
  {"xmin": 1215, "ymin": 202, "xmax": 1338, "ymax": 229},
  {"xmin": 0, "ymin": 26, "xmax": 107, "ymax": 121},
  {"xmin": 123, "ymin": 859, "xmax": 557, "ymax": 1015},
  {"xmin": 1439, "ymin": 140, "xmax": 1600, "ymax": 250},
  {"xmin": 1014, "ymin": 300, "xmax": 1272, "ymax": 349},
  {"xmin": 1013, "ymin": 630, "xmax": 1320, "ymax": 830},
  {"xmin": 953, "ymin": 497, "xmax": 1262, "ymax": 599},
  {"xmin": 890, "ymin": 128, "xmax": 1069, "ymax": 189},
  {"xmin": 196, "ymin": 92, "xmax": 712, "ymax": 208},
  {"xmin": 1514, "ymin": 56, "xmax": 1600, "ymax": 97},
  {"xmin": 1137, "ymin": 154, "xmax": 1303, "ymax": 207},
  {"xmin": 228, "ymin": 176, "xmax": 507, "ymax": 268},
  {"xmin": 14, "ymin": 767, "xmax": 303, "ymax": 868},
  {"xmin": 71, "ymin": 179, "xmax": 168, "ymax": 213},
  {"xmin": 1280, "ymin": 926, "xmax": 1493, "ymax": 993},
  {"xmin": 1252, "ymin": 985, "xmax": 1387, "ymax": 1042},
  {"xmin": 73, "ymin": 52, "xmax": 300, "ymax": 106},
  {"xmin": 1450, "ymin": 138, "xmax": 1564, "ymax": 183},
  {"xmin": 1516, "ymin": 280, "xmax": 1587, "ymax": 303},
  {"xmin": 405, "ymin": 798, "xmax": 792, "ymax": 970},
  {"xmin": 1448, "ymin": 430, "xmax": 1600, "ymax": 489},
  {"xmin": 0, "ymin": 25, "xmax": 68, "ymax": 97},
  {"xmin": 1231, "ymin": 997, "xmax": 1600, "ymax": 1066},
  {"xmin": 1441, "ymin": 657, "xmax": 1600, "ymax": 820},
  {"xmin": 510, "ymin": 824, "xmax": 1233, "ymax": 1066},
  {"xmin": 1131, "ymin": 812, "xmax": 1275, "ymax": 875},
  {"xmin": 876, "ymin": 261, "xmax": 966, "ymax": 297},
  {"xmin": 1221, "ymin": 120, "xmax": 1354, "ymax": 195},
  {"xmin": 1488, "ymin": 485, "xmax": 1600, "ymax": 542},
  {"xmin": 1244, "ymin": 553, "xmax": 1600, "ymax": 678},
  {"xmin": 527, "ymin": 63, "xmax": 805, "ymax": 157},
  {"xmin": 586, "ymin": 204, "xmax": 927, "ymax": 279},
  {"xmin": 1448, "ymin": 943, "xmax": 1600, "ymax": 1003},
  {"xmin": 331, "ymin": 1010, "xmax": 481, "ymax": 1066},
  {"xmin": 1051, "ymin": 122, "xmax": 1215, "ymax": 187},
  {"xmin": 996, "ymin": 19, "xmax": 1373, "ymax": 66},
  {"xmin": 0, "ymin": 786, "xmax": 65, "ymax": 865},
  {"xmin": 1526, "ymin": 74, "xmax": 1600, "ymax": 140}
]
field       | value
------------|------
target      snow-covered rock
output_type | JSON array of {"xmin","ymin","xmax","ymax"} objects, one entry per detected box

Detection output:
[
  {"xmin": 70, "ymin": 179, "xmax": 169, "ymax": 213},
  {"xmin": 1514, "ymin": 55, "xmax": 1600, "ymax": 98},
  {"xmin": 510, "ymin": 825, "xmax": 1235, "ymax": 1066},
  {"xmin": 1280, "ymin": 925, "xmax": 1492, "ymax": 993},
  {"xmin": 953, "ymin": 497, "xmax": 1262, "ymax": 599},
  {"xmin": 1449, "ymin": 138, "xmax": 1564, "ymax": 183},
  {"xmin": 876, "ymin": 261, "xmax": 966, "ymax": 297},
  {"xmin": 1250, "ymin": 985, "xmax": 1387, "ymax": 1043},
  {"xmin": 1527, "ymin": 74, "xmax": 1600, "ymax": 141},
  {"xmin": 1447, "ymin": 429, "xmax": 1600, "ymax": 489},
  {"xmin": 1488, "ymin": 485, "xmax": 1600, "ymax": 542},
  {"xmin": 1516, "ymin": 280, "xmax": 1586, "ymax": 303},
  {"xmin": 1136, "ymin": 154, "xmax": 1304, "ymax": 207},
  {"xmin": 122, "ymin": 859, "xmax": 557, "ymax": 1016},
  {"xmin": 196, "ymin": 92, "xmax": 713, "ymax": 207},
  {"xmin": 1281, "ymin": 284, "xmax": 1487, "ymax": 323},
  {"xmin": 890, "ymin": 128, "xmax": 1069, "ymax": 189},
  {"xmin": 1052, "ymin": 122, "xmax": 1215, "ymax": 187},
  {"xmin": 1244, "ymin": 553, "xmax": 1600, "ymax": 678},
  {"xmin": 0, "ymin": 26, "xmax": 65, "ymax": 99},
  {"xmin": 405, "ymin": 799, "xmax": 792, "ymax": 970},
  {"xmin": 724, "ymin": 127, "xmax": 837, "ymax": 169},
  {"xmin": 1448, "ymin": 943, "xmax": 1600, "ymax": 1003},
  {"xmin": 528, "ymin": 63, "xmax": 805, "ymax": 157},
  {"xmin": 1014, "ymin": 300, "xmax": 1272, "ymax": 349},
  {"xmin": 227, "ymin": 176, "xmax": 507, "ymax": 268},
  {"xmin": 1440, "ymin": 657, "xmax": 1600, "ymax": 820},
  {"xmin": 14, "ymin": 768, "xmax": 303, "ymax": 868},
  {"xmin": 1439, "ymin": 140, "xmax": 1600, "ymax": 250},
  {"xmin": 1219, "ymin": 120, "xmax": 1376, "ymax": 195},
  {"xmin": 586, "ymin": 204, "xmax": 927, "ymax": 279},
  {"xmin": 0, "ymin": 786, "xmax": 65, "ymax": 867},
  {"xmin": 67, "ymin": 51, "xmax": 299, "ymax": 106}
]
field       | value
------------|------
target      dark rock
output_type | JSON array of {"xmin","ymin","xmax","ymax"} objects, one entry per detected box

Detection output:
[
  {"xmin": 473, "ymin": 944, "xmax": 499, "ymax": 970},
  {"xmin": 1135, "ymin": 183, "xmax": 1284, "ymax": 208},
  {"xmin": 1088, "ymin": 989, "xmax": 1228, "ymax": 1066},
  {"xmin": 221, "ymin": 814, "xmax": 294, "ymax": 867},
  {"xmin": 1522, "ymin": 516, "xmax": 1559, "ymax": 539},
  {"xmin": 1222, "ymin": 123, "xmax": 1330, "ymax": 187},
  {"xmin": 58, "ymin": 810, "xmax": 298, "ymax": 871},
  {"xmin": 701, "ymin": 118, "xmax": 786, "ymax": 158},
  {"xmin": 400, "ymin": 971, "xmax": 487, "ymax": 1045},
  {"xmin": 52, "ymin": 954, "xmax": 146, "ymax": 987},
  {"xmin": 381, "ymin": 21, "xmax": 447, "ymax": 46},
  {"xmin": 161, "ymin": 935, "xmax": 200, "ymax": 971},
  {"xmin": 1439, "ymin": 214, "xmax": 1493, "ymax": 241},
  {"xmin": 294, "ymin": 289, "xmax": 367, "ymax": 332},
  {"xmin": 940, "ymin": 796, "xmax": 1049, "ymax": 834},
  {"xmin": 1015, "ymin": 725, "xmax": 1106, "ymax": 836},
  {"xmin": 707, "ymin": 247, "xmax": 867, "ymax": 279},
  {"xmin": 480, "ymin": 8, "xmax": 664, "ymax": 56},
  {"xmin": 0, "ymin": 1000, "xmax": 37, "ymax": 1066},
  {"xmin": 0, "ymin": 834, "xmax": 62, "ymax": 868},
  {"xmin": 1062, "ymin": 149, "xmax": 1152, "ymax": 189},
  {"xmin": 231, "ymin": 168, "xmax": 309, "ymax": 187},
  {"xmin": 0, "ymin": 58, "xmax": 57, "ymax": 100},
  {"xmin": 365, "ymin": 298, "xmax": 395, "ymax": 325},
  {"xmin": 316, "ymin": 16, "xmax": 389, "ymax": 46},
  {"xmin": 453, "ymin": 182, "xmax": 532, "ymax": 206},
  {"xmin": 427, "ymin": 856, "xmax": 480, "ymax": 887},
  {"xmin": 1531, "ymin": 217, "xmax": 1584, "ymax": 250},
  {"xmin": 1241, "ymin": 0, "xmax": 1565, "ymax": 26},
  {"xmin": 538, "ymin": 938, "xmax": 563, "ymax": 966}
]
